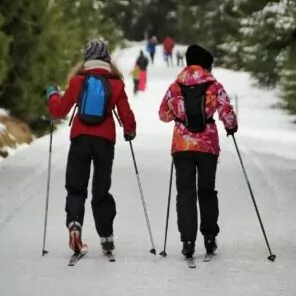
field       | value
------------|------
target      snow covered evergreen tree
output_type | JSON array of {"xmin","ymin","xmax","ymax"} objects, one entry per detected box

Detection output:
[
  {"xmin": 239, "ymin": 0, "xmax": 295, "ymax": 87},
  {"xmin": 175, "ymin": 0, "xmax": 243, "ymax": 66},
  {"xmin": 281, "ymin": 25, "xmax": 296, "ymax": 113}
]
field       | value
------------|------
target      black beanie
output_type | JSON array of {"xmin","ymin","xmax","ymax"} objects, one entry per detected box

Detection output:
[{"xmin": 185, "ymin": 44, "xmax": 214, "ymax": 69}]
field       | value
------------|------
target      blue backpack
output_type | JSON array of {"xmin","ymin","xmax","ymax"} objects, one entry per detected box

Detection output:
[{"xmin": 74, "ymin": 75, "xmax": 112, "ymax": 125}]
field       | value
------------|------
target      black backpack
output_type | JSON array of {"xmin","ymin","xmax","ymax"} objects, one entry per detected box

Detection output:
[
  {"xmin": 69, "ymin": 74, "xmax": 113, "ymax": 126},
  {"xmin": 176, "ymin": 81, "xmax": 215, "ymax": 133}
]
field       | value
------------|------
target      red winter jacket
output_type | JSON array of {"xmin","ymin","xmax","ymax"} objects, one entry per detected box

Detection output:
[
  {"xmin": 163, "ymin": 37, "xmax": 175, "ymax": 54},
  {"xmin": 48, "ymin": 67, "xmax": 136, "ymax": 143}
]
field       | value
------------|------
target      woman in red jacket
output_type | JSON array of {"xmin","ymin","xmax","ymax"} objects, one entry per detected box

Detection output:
[{"xmin": 46, "ymin": 39, "xmax": 136, "ymax": 254}]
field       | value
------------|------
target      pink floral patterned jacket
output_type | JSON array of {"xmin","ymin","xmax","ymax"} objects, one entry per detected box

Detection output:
[{"xmin": 159, "ymin": 65, "xmax": 237, "ymax": 155}]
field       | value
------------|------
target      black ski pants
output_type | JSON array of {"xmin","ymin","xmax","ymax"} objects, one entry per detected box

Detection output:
[
  {"xmin": 149, "ymin": 51, "xmax": 155, "ymax": 64},
  {"xmin": 65, "ymin": 135, "xmax": 116, "ymax": 238},
  {"xmin": 133, "ymin": 79, "xmax": 139, "ymax": 95},
  {"xmin": 173, "ymin": 151, "xmax": 220, "ymax": 242}
]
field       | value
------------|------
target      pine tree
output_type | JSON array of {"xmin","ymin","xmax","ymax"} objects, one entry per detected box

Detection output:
[
  {"xmin": 281, "ymin": 43, "xmax": 296, "ymax": 112},
  {"xmin": 175, "ymin": 0, "xmax": 242, "ymax": 66},
  {"xmin": 176, "ymin": 0, "xmax": 199, "ymax": 43},
  {"xmin": 0, "ymin": 0, "xmax": 78, "ymax": 123},
  {"xmin": 0, "ymin": 0, "xmax": 123, "ymax": 131},
  {"xmin": 139, "ymin": 0, "xmax": 178, "ymax": 40},
  {"xmin": 0, "ymin": 13, "xmax": 10, "ymax": 84},
  {"xmin": 60, "ymin": 0, "xmax": 123, "ymax": 50},
  {"xmin": 281, "ymin": 11, "xmax": 296, "ymax": 113},
  {"xmin": 101, "ymin": 0, "xmax": 143, "ymax": 41},
  {"xmin": 238, "ymin": 0, "xmax": 295, "ymax": 87},
  {"xmin": 217, "ymin": 0, "xmax": 245, "ymax": 69},
  {"xmin": 102, "ymin": 0, "xmax": 178, "ymax": 41}
]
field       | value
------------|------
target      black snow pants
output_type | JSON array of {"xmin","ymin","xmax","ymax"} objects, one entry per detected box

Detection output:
[
  {"xmin": 149, "ymin": 51, "xmax": 155, "ymax": 64},
  {"xmin": 65, "ymin": 135, "xmax": 116, "ymax": 238},
  {"xmin": 133, "ymin": 79, "xmax": 139, "ymax": 95},
  {"xmin": 173, "ymin": 151, "xmax": 220, "ymax": 242}
]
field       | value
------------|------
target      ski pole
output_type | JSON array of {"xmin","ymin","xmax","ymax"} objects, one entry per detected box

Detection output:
[
  {"xmin": 113, "ymin": 109, "xmax": 122, "ymax": 127},
  {"xmin": 159, "ymin": 160, "xmax": 174, "ymax": 257},
  {"xmin": 42, "ymin": 120, "xmax": 54, "ymax": 256},
  {"xmin": 128, "ymin": 141, "xmax": 156, "ymax": 255},
  {"xmin": 112, "ymin": 109, "xmax": 156, "ymax": 254},
  {"xmin": 231, "ymin": 135, "xmax": 276, "ymax": 262}
]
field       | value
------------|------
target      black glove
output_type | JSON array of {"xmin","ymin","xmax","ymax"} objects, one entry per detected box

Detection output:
[
  {"xmin": 226, "ymin": 125, "xmax": 238, "ymax": 136},
  {"xmin": 124, "ymin": 131, "xmax": 136, "ymax": 141}
]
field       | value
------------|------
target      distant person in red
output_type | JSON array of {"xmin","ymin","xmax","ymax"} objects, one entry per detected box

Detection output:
[{"xmin": 163, "ymin": 36, "xmax": 175, "ymax": 67}]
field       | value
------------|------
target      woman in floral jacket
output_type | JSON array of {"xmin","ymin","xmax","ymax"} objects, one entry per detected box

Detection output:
[{"xmin": 159, "ymin": 44, "xmax": 238, "ymax": 258}]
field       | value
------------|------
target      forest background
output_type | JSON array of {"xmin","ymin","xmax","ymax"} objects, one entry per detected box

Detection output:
[{"xmin": 0, "ymin": 0, "xmax": 295, "ymax": 136}]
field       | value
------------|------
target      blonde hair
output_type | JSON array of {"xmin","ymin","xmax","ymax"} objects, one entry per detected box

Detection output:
[
  {"xmin": 110, "ymin": 61, "xmax": 124, "ymax": 80},
  {"xmin": 67, "ymin": 61, "xmax": 84, "ymax": 86},
  {"xmin": 66, "ymin": 60, "xmax": 124, "ymax": 85}
]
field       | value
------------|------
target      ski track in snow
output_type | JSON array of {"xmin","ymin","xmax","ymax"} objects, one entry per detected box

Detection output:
[{"xmin": 0, "ymin": 45, "xmax": 295, "ymax": 296}]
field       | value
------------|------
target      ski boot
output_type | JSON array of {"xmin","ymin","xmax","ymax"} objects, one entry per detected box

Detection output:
[
  {"xmin": 182, "ymin": 241, "xmax": 195, "ymax": 258},
  {"xmin": 68, "ymin": 221, "xmax": 83, "ymax": 254},
  {"xmin": 204, "ymin": 235, "xmax": 217, "ymax": 254},
  {"xmin": 100, "ymin": 236, "xmax": 115, "ymax": 254}
]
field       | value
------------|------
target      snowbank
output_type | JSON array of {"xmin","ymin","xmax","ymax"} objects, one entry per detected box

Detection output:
[
  {"xmin": 0, "ymin": 108, "xmax": 8, "ymax": 116},
  {"xmin": 0, "ymin": 115, "xmax": 33, "ymax": 161}
]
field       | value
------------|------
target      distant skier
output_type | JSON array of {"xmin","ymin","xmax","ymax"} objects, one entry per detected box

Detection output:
[
  {"xmin": 159, "ymin": 44, "xmax": 238, "ymax": 258},
  {"xmin": 163, "ymin": 36, "xmax": 175, "ymax": 67},
  {"xmin": 176, "ymin": 49, "xmax": 185, "ymax": 67},
  {"xmin": 45, "ymin": 39, "xmax": 136, "ymax": 255},
  {"xmin": 146, "ymin": 36, "xmax": 157, "ymax": 64},
  {"xmin": 131, "ymin": 64, "xmax": 141, "ymax": 95},
  {"xmin": 135, "ymin": 50, "xmax": 149, "ymax": 91}
]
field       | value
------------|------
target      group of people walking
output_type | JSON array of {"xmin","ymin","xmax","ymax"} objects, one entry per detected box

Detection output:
[
  {"xmin": 45, "ymin": 38, "xmax": 238, "ymax": 259},
  {"xmin": 146, "ymin": 35, "xmax": 185, "ymax": 67}
]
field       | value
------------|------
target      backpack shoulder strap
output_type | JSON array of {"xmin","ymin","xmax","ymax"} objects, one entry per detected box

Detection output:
[
  {"xmin": 68, "ymin": 74, "xmax": 90, "ymax": 126},
  {"xmin": 68, "ymin": 74, "xmax": 113, "ymax": 126},
  {"xmin": 175, "ymin": 80, "xmax": 215, "ymax": 126}
]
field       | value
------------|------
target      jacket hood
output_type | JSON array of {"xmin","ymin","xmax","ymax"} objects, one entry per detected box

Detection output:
[{"xmin": 176, "ymin": 65, "xmax": 215, "ymax": 86}]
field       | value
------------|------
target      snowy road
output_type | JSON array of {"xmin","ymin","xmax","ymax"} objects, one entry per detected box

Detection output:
[{"xmin": 0, "ymin": 45, "xmax": 295, "ymax": 296}]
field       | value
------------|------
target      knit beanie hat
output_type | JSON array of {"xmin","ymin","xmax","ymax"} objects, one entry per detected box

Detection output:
[
  {"xmin": 83, "ymin": 39, "xmax": 111, "ymax": 62},
  {"xmin": 185, "ymin": 44, "xmax": 213, "ymax": 69}
]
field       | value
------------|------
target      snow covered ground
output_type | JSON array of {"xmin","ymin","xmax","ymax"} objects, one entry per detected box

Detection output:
[
  {"xmin": 0, "ymin": 108, "xmax": 8, "ymax": 135},
  {"xmin": 0, "ymin": 45, "xmax": 296, "ymax": 296}
]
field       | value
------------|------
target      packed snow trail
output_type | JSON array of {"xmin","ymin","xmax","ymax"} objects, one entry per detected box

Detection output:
[{"xmin": 0, "ymin": 45, "xmax": 296, "ymax": 296}]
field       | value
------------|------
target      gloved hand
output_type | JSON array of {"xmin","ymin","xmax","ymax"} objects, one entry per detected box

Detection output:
[
  {"xmin": 124, "ymin": 131, "xmax": 136, "ymax": 141},
  {"xmin": 45, "ymin": 86, "xmax": 60, "ymax": 100},
  {"xmin": 226, "ymin": 125, "xmax": 238, "ymax": 136}
]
